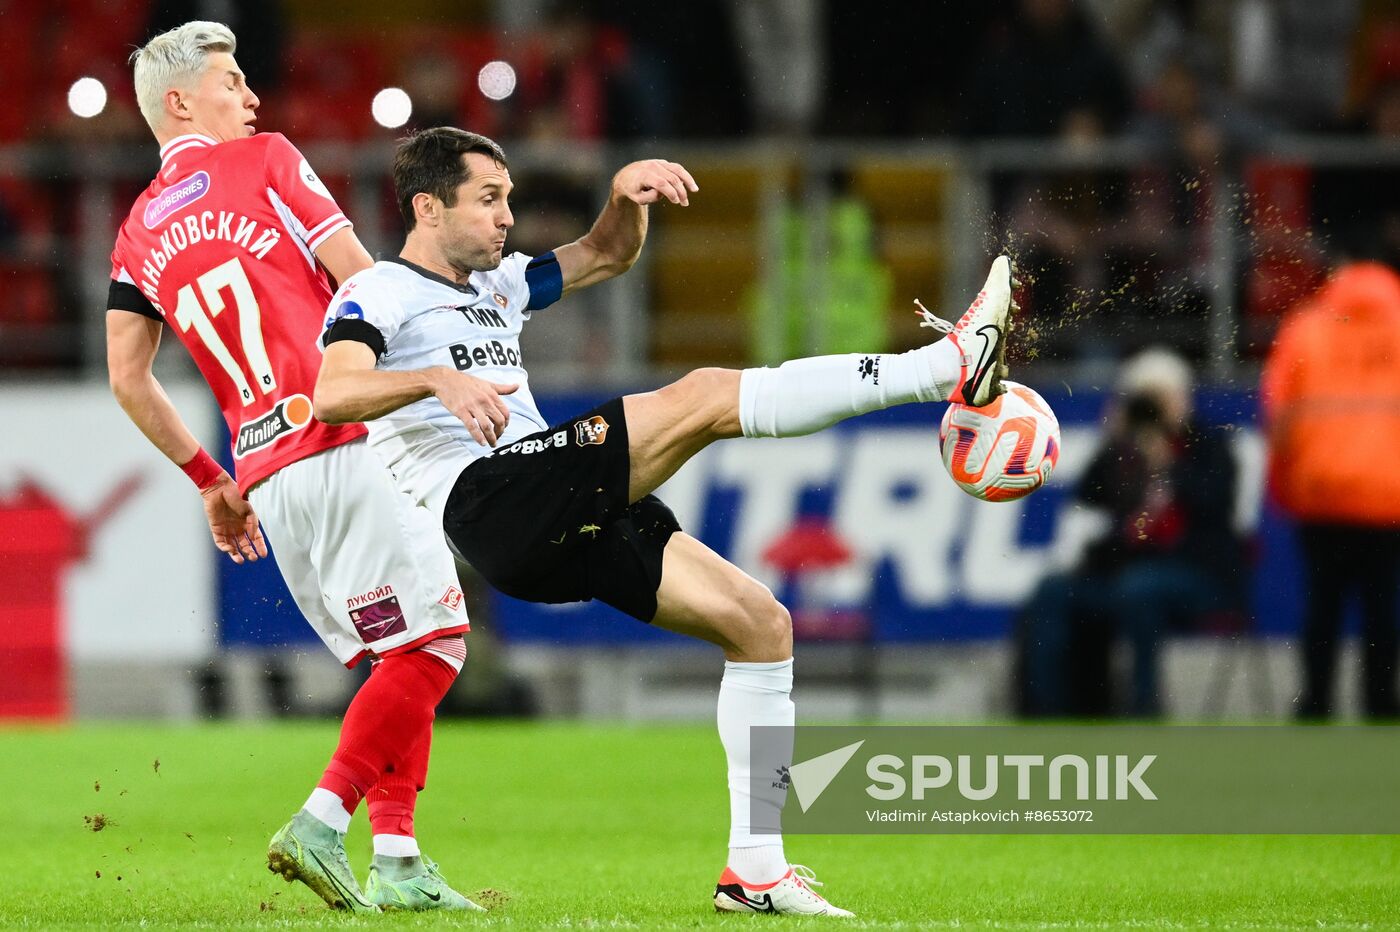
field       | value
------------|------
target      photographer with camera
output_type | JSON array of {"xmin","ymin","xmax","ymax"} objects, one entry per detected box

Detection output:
[{"xmin": 1019, "ymin": 348, "xmax": 1246, "ymax": 717}]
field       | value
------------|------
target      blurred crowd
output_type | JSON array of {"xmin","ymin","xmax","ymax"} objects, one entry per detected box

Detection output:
[
  {"xmin": 6, "ymin": 0, "xmax": 1400, "ymax": 372},
  {"xmin": 9, "ymin": 1, "xmax": 1400, "ymax": 145}
]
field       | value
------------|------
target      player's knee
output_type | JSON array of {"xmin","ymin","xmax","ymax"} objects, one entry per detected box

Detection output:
[
  {"xmin": 729, "ymin": 586, "xmax": 792, "ymax": 659},
  {"xmin": 764, "ymin": 599, "xmax": 794, "ymax": 650},
  {"xmin": 681, "ymin": 366, "xmax": 737, "ymax": 392},
  {"xmin": 668, "ymin": 367, "xmax": 742, "ymax": 435}
]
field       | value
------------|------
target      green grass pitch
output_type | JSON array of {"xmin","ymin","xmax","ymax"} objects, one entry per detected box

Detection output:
[{"xmin": 1, "ymin": 721, "xmax": 1396, "ymax": 929}]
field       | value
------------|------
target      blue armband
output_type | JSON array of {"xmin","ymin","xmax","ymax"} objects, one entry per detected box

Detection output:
[{"xmin": 525, "ymin": 251, "xmax": 563, "ymax": 311}]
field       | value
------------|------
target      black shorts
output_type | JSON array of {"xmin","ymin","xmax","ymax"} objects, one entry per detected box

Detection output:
[{"xmin": 442, "ymin": 398, "xmax": 681, "ymax": 622}]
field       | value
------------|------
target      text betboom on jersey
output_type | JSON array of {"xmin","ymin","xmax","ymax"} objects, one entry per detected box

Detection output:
[
  {"xmin": 450, "ymin": 340, "xmax": 522, "ymax": 370},
  {"xmin": 137, "ymin": 209, "xmax": 282, "ymax": 312}
]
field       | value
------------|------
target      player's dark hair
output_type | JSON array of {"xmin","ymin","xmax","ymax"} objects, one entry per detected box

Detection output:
[{"xmin": 393, "ymin": 127, "xmax": 509, "ymax": 232}]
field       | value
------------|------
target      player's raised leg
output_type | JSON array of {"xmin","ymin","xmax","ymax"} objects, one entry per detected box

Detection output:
[
  {"xmin": 650, "ymin": 535, "xmax": 853, "ymax": 918},
  {"xmin": 623, "ymin": 256, "xmax": 1017, "ymax": 501}
]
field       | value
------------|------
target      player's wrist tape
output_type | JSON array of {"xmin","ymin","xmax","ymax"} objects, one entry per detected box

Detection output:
[{"xmin": 180, "ymin": 448, "xmax": 225, "ymax": 490}]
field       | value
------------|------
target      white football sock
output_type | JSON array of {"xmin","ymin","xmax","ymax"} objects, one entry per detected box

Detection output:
[
  {"xmin": 729, "ymin": 844, "xmax": 789, "ymax": 885},
  {"xmin": 738, "ymin": 340, "xmax": 962, "ymax": 438},
  {"xmin": 303, "ymin": 787, "xmax": 352, "ymax": 834},
  {"xmin": 719, "ymin": 658, "xmax": 794, "ymax": 884},
  {"xmin": 372, "ymin": 833, "xmax": 421, "ymax": 857}
]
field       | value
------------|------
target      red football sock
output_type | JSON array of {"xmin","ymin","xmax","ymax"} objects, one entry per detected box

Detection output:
[
  {"xmin": 367, "ymin": 729, "xmax": 431, "ymax": 838},
  {"xmin": 316, "ymin": 649, "xmax": 456, "ymax": 818}
]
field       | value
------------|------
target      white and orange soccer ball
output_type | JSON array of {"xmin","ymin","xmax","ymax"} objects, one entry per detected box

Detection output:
[{"xmin": 939, "ymin": 382, "xmax": 1060, "ymax": 502}]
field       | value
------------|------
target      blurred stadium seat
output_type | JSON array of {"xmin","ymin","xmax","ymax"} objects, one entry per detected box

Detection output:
[{"xmin": 650, "ymin": 159, "xmax": 763, "ymax": 367}]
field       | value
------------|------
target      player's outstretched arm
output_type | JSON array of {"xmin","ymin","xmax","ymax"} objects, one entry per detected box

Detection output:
[
  {"xmin": 315, "ymin": 341, "xmax": 519, "ymax": 447},
  {"xmin": 554, "ymin": 159, "xmax": 698, "ymax": 296},
  {"xmin": 106, "ymin": 310, "xmax": 267, "ymax": 563}
]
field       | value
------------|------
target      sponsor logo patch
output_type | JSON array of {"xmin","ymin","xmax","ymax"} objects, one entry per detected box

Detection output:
[
  {"xmin": 144, "ymin": 171, "xmax": 211, "ymax": 229},
  {"xmin": 574, "ymin": 416, "xmax": 609, "ymax": 447},
  {"xmin": 438, "ymin": 586, "xmax": 464, "ymax": 611},
  {"xmin": 298, "ymin": 158, "xmax": 333, "ymax": 199},
  {"xmin": 234, "ymin": 394, "xmax": 313, "ymax": 459},
  {"xmin": 349, "ymin": 594, "xmax": 407, "ymax": 642},
  {"xmin": 324, "ymin": 299, "xmax": 365, "ymax": 330}
]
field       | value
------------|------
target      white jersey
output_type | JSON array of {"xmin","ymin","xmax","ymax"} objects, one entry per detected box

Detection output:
[{"xmin": 321, "ymin": 252, "xmax": 563, "ymax": 515}]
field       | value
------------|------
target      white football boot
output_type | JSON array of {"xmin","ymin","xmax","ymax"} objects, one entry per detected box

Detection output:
[
  {"xmin": 714, "ymin": 864, "xmax": 854, "ymax": 918},
  {"xmin": 915, "ymin": 254, "xmax": 1019, "ymax": 407}
]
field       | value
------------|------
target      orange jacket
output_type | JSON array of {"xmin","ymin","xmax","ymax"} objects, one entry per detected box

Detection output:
[{"xmin": 1262, "ymin": 262, "xmax": 1400, "ymax": 525}]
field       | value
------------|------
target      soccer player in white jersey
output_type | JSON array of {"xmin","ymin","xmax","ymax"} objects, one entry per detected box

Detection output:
[
  {"xmin": 106, "ymin": 24, "xmax": 512, "ymax": 913},
  {"xmin": 315, "ymin": 127, "xmax": 1016, "ymax": 918}
]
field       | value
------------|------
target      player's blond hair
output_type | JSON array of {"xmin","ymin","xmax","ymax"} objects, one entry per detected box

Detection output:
[{"xmin": 129, "ymin": 21, "xmax": 237, "ymax": 133}]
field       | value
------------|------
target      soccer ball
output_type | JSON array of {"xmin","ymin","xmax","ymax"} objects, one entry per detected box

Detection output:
[{"xmin": 939, "ymin": 382, "xmax": 1060, "ymax": 502}]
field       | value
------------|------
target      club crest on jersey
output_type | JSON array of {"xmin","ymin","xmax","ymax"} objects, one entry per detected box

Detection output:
[
  {"xmin": 574, "ymin": 415, "xmax": 610, "ymax": 447},
  {"xmin": 234, "ymin": 394, "xmax": 313, "ymax": 459},
  {"xmin": 438, "ymin": 586, "xmax": 465, "ymax": 611},
  {"xmin": 143, "ymin": 171, "xmax": 211, "ymax": 229},
  {"xmin": 492, "ymin": 292, "xmax": 508, "ymax": 309}
]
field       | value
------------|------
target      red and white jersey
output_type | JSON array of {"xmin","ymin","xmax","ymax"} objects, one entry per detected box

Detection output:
[{"xmin": 109, "ymin": 132, "xmax": 366, "ymax": 494}]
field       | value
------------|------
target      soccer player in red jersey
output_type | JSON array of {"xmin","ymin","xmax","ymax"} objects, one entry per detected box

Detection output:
[{"xmin": 105, "ymin": 22, "xmax": 511, "ymax": 912}]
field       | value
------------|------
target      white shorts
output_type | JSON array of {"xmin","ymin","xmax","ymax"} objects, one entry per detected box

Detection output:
[{"xmin": 248, "ymin": 438, "xmax": 469, "ymax": 667}]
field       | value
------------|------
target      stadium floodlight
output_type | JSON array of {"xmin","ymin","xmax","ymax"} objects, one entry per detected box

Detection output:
[
  {"xmin": 68, "ymin": 77, "xmax": 107, "ymax": 118},
  {"xmin": 477, "ymin": 61, "xmax": 516, "ymax": 101},
  {"xmin": 371, "ymin": 87, "xmax": 412, "ymax": 129}
]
